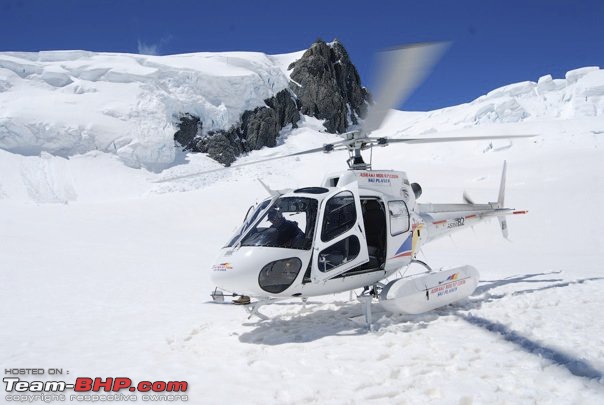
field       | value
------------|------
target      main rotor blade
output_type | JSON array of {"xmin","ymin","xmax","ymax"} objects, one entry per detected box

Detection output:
[
  {"xmin": 362, "ymin": 42, "xmax": 449, "ymax": 135},
  {"xmin": 154, "ymin": 144, "xmax": 348, "ymax": 183},
  {"xmin": 376, "ymin": 134, "xmax": 536, "ymax": 145}
]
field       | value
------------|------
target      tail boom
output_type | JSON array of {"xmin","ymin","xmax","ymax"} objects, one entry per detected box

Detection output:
[{"xmin": 417, "ymin": 161, "xmax": 527, "ymax": 242}]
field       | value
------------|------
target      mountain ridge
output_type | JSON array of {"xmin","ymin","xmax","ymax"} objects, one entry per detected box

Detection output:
[{"xmin": 0, "ymin": 44, "xmax": 602, "ymax": 170}]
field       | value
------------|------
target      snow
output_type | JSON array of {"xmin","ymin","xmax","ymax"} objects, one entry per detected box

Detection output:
[
  {"xmin": 1, "ymin": 51, "xmax": 604, "ymax": 403},
  {"xmin": 268, "ymin": 50, "xmax": 306, "ymax": 79},
  {"xmin": 0, "ymin": 50, "xmax": 293, "ymax": 170}
]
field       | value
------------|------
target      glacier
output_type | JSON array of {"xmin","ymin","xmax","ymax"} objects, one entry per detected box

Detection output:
[{"xmin": 0, "ymin": 50, "xmax": 297, "ymax": 169}]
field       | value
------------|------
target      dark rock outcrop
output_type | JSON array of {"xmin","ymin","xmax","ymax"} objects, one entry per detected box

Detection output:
[
  {"xmin": 204, "ymin": 131, "xmax": 243, "ymax": 166},
  {"xmin": 176, "ymin": 89, "xmax": 299, "ymax": 166},
  {"xmin": 265, "ymin": 88, "xmax": 301, "ymax": 129},
  {"xmin": 288, "ymin": 39, "xmax": 370, "ymax": 133},
  {"xmin": 173, "ymin": 39, "xmax": 370, "ymax": 165},
  {"xmin": 241, "ymin": 107, "xmax": 280, "ymax": 150},
  {"xmin": 173, "ymin": 114, "xmax": 201, "ymax": 151}
]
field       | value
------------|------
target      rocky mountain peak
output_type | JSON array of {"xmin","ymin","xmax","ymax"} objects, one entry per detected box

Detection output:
[
  {"xmin": 289, "ymin": 39, "xmax": 370, "ymax": 133},
  {"xmin": 174, "ymin": 39, "xmax": 371, "ymax": 165}
]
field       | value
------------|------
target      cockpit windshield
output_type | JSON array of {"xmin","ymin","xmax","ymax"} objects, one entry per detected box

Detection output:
[
  {"xmin": 225, "ymin": 198, "xmax": 274, "ymax": 248},
  {"xmin": 240, "ymin": 196, "xmax": 318, "ymax": 250}
]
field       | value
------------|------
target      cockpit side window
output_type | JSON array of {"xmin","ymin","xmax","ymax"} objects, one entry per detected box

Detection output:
[
  {"xmin": 321, "ymin": 191, "xmax": 357, "ymax": 242},
  {"xmin": 389, "ymin": 200, "xmax": 410, "ymax": 236},
  {"xmin": 318, "ymin": 235, "xmax": 361, "ymax": 272}
]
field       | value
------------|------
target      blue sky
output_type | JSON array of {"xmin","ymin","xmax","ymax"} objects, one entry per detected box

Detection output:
[{"xmin": 1, "ymin": 0, "xmax": 602, "ymax": 111}]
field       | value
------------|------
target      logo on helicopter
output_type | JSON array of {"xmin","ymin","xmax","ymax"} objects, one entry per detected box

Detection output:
[
  {"xmin": 437, "ymin": 272, "xmax": 460, "ymax": 285},
  {"xmin": 359, "ymin": 172, "xmax": 399, "ymax": 185},
  {"xmin": 212, "ymin": 263, "xmax": 233, "ymax": 272},
  {"xmin": 447, "ymin": 217, "xmax": 465, "ymax": 229}
]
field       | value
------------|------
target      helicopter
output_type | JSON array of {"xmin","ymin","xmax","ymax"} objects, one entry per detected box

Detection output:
[{"xmin": 160, "ymin": 42, "xmax": 534, "ymax": 326}]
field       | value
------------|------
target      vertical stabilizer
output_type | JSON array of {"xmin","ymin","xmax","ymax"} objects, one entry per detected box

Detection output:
[
  {"xmin": 498, "ymin": 160, "xmax": 507, "ymax": 208},
  {"xmin": 497, "ymin": 161, "xmax": 509, "ymax": 239}
]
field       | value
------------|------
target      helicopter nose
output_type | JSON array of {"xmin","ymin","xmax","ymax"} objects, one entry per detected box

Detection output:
[
  {"xmin": 210, "ymin": 261, "xmax": 240, "ymax": 290},
  {"xmin": 210, "ymin": 254, "xmax": 260, "ymax": 295},
  {"xmin": 209, "ymin": 248, "xmax": 309, "ymax": 296}
]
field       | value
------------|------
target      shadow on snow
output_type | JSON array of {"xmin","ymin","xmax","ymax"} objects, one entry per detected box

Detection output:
[{"xmin": 238, "ymin": 271, "xmax": 604, "ymax": 382}]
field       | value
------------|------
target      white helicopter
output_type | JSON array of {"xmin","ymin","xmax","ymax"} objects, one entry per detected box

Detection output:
[{"xmin": 163, "ymin": 43, "xmax": 533, "ymax": 325}]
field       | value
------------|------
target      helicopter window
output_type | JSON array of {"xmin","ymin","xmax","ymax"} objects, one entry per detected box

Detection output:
[
  {"xmin": 240, "ymin": 197, "xmax": 318, "ymax": 250},
  {"xmin": 327, "ymin": 177, "xmax": 339, "ymax": 187},
  {"xmin": 317, "ymin": 236, "xmax": 361, "ymax": 272},
  {"xmin": 225, "ymin": 198, "xmax": 273, "ymax": 248},
  {"xmin": 294, "ymin": 187, "xmax": 329, "ymax": 194},
  {"xmin": 258, "ymin": 257, "xmax": 302, "ymax": 293},
  {"xmin": 389, "ymin": 200, "xmax": 410, "ymax": 236},
  {"xmin": 321, "ymin": 191, "xmax": 357, "ymax": 242}
]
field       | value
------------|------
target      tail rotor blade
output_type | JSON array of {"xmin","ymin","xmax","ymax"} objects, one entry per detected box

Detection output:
[{"xmin": 463, "ymin": 191, "xmax": 475, "ymax": 205}]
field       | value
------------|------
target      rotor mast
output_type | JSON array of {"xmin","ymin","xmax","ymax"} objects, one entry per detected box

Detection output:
[{"xmin": 345, "ymin": 131, "xmax": 371, "ymax": 170}]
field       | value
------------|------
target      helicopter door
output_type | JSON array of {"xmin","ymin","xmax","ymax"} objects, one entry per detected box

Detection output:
[{"xmin": 310, "ymin": 182, "xmax": 369, "ymax": 282}]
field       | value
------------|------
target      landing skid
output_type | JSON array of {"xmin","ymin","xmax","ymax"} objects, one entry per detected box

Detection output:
[
  {"xmin": 410, "ymin": 259, "xmax": 434, "ymax": 273},
  {"xmin": 380, "ymin": 265, "xmax": 480, "ymax": 315},
  {"xmin": 210, "ymin": 287, "xmax": 240, "ymax": 303},
  {"xmin": 210, "ymin": 288, "xmax": 278, "ymax": 320},
  {"xmin": 242, "ymin": 297, "xmax": 294, "ymax": 321},
  {"xmin": 243, "ymin": 299, "xmax": 272, "ymax": 320},
  {"xmin": 354, "ymin": 283, "xmax": 384, "ymax": 332}
]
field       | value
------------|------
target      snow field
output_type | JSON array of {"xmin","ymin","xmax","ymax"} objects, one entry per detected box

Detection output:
[{"xmin": 2, "ymin": 118, "xmax": 603, "ymax": 403}]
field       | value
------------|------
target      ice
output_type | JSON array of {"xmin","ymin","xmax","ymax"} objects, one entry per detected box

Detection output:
[
  {"xmin": 268, "ymin": 50, "xmax": 306, "ymax": 79},
  {"xmin": 486, "ymin": 81, "xmax": 537, "ymax": 98},
  {"xmin": 473, "ymin": 99, "xmax": 529, "ymax": 124},
  {"xmin": 537, "ymin": 74, "xmax": 565, "ymax": 93},
  {"xmin": 0, "ymin": 50, "xmax": 299, "ymax": 169},
  {"xmin": 39, "ymin": 70, "xmax": 73, "ymax": 87},
  {"xmin": 565, "ymin": 66, "xmax": 599, "ymax": 83}
]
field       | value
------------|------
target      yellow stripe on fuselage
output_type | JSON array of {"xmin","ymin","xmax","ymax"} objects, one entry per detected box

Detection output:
[{"xmin": 411, "ymin": 223, "xmax": 423, "ymax": 256}]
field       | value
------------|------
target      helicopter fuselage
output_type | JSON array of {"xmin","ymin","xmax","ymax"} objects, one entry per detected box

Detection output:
[
  {"xmin": 210, "ymin": 169, "xmax": 440, "ymax": 298},
  {"xmin": 210, "ymin": 162, "xmax": 523, "ymax": 300},
  {"xmin": 211, "ymin": 158, "xmax": 526, "ymax": 303}
]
